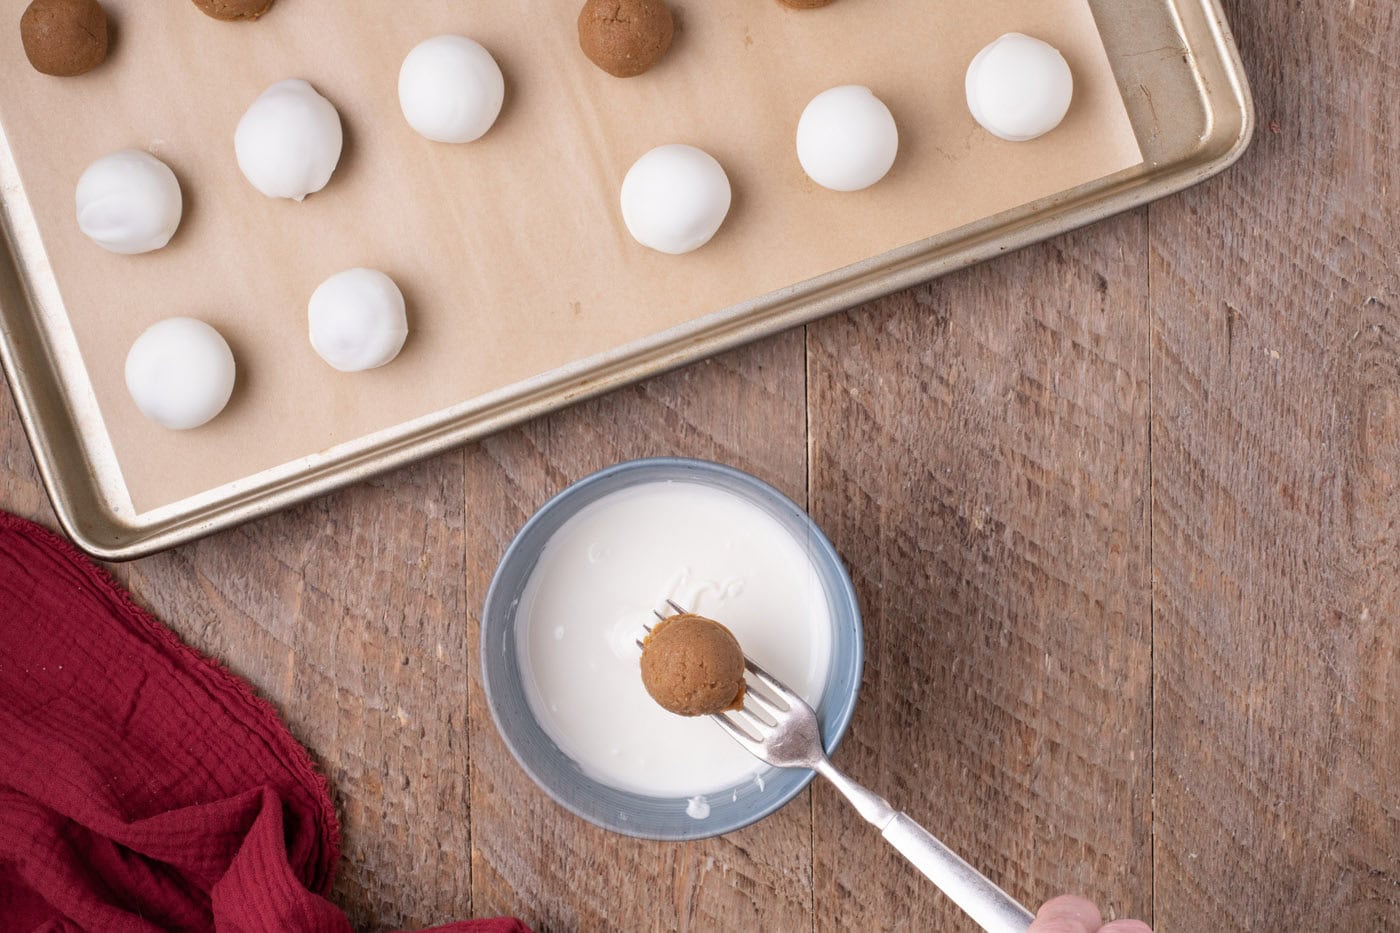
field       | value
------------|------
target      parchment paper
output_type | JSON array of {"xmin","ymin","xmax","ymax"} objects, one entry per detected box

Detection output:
[{"xmin": 0, "ymin": 0, "xmax": 1141, "ymax": 512}]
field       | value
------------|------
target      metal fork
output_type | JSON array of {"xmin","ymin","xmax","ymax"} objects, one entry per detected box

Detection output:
[{"xmin": 645, "ymin": 600, "xmax": 1034, "ymax": 933}]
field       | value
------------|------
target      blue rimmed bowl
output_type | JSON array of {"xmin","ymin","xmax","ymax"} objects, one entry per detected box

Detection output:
[{"xmin": 480, "ymin": 457, "xmax": 863, "ymax": 840}]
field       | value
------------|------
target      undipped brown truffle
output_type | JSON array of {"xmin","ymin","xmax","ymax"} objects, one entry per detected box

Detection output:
[
  {"xmin": 578, "ymin": 0, "xmax": 674, "ymax": 78},
  {"xmin": 191, "ymin": 0, "xmax": 274, "ymax": 21},
  {"xmin": 640, "ymin": 614, "xmax": 746, "ymax": 717},
  {"xmin": 776, "ymin": 0, "xmax": 836, "ymax": 7},
  {"xmin": 20, "ymin": 0, "xmax": 108, "ymax": 77}
]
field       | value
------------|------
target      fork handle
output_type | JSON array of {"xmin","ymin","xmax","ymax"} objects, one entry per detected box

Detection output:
[
  {"xmin": 881, "ymin": 812, "xmax": 1034, "ymax": 933},
  {"xmin": 814, "ymin": 761, "xmax": 1033, "ymax": 933}
]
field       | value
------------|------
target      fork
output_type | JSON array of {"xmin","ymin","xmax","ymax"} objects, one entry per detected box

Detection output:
[{"xmin": 646, "ymin": 601, "xmax": 1034, "ymax": 933}]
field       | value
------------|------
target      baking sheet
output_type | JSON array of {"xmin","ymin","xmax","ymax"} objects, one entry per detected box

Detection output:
[{"xmin": 0, "ymin": 0, "xmax": 1141, "ymax": 512}]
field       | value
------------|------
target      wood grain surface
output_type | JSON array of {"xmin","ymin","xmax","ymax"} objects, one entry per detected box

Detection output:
[
  {"xmin": 806, "ymin": 214, "xmax": 1152, "ymax": 929},
  {"xmin": 2, "ymin": 0, "xmax": 1398, "ymax": 929},
  {"xmin": 1148, "ymin": 0, "xmax": 1400, "ymax": 929}
]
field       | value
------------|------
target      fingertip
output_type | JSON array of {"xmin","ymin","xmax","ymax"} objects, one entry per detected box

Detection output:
[
  {"xmin": 1099, "ymin": 921, "xmax": 1153, "ymax": 933},
  {"xmin": 1032, "ymin": 895, "xmax": 1102, "ymax": 932},
  {"xmin": 1028, "ymin": 922, "xmax": 1094, "ymax": 933},
  {"xmin": 1037, "ymin": 895, "xmax": 1103, "ymax": 923}
]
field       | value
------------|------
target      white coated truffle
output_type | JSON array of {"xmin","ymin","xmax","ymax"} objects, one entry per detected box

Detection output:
[
  {"xmin": 308, "ymin": 268, "xmax": 408, "ymax": 372},
  {"xmin": 235, "ymin": 79, "xmax": 344, "ymax": 201},
  {"xmin": 795, "ymin": 86, "xmax": 899, "ymax": 192},
  {"xmin": 965, "ymin": 33, "xmax": 1074, "ymax": 142},
  {"xmin": 620, "ymin": 144, "xmax": 732, "ymax": 255},
  {"xmin": 398, "ymin": 35, "xmax": 505, "ymax": 144},
  {"xmin": 75, "ymin": 150, "xmax": 183, "ymax": 255},
  {"xmin": 125, "ymin": 317, "xmax": 236, "ymax": 430}
]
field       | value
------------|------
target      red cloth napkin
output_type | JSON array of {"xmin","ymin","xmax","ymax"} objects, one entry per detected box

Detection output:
[{"xmin": 0, "ymin": 512, "xmax": 529, "ymax": 933}]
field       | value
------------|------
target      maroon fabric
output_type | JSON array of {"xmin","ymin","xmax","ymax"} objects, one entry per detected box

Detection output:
[{"xmin": 0, "ymin": 512, "xmax": 529, "ymax": 933}]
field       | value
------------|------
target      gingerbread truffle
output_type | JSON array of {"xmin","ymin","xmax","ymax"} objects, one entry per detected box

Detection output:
[
  {"xmin": 777, "ymin": 0, "xmax": 836, "ymax": 7},
  {"xmin": 578, "ymin": 0, "xmax": 674, "ymax": 78},
  {"xmin": 20, "ymin": 0, "xmax": 108, "ymax": 77},
  {"xmin": 640, "ymin": 614, "xmax": 746, "ymax": 717},
  {"xmin": 191, "ymin": 0, "xmax": 274, "ymax": 21}
]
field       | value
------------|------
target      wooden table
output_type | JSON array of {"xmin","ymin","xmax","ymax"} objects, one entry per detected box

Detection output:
[{"xmin": 3, "ymin": 1, "xmax": 1396, "ymax": 929}]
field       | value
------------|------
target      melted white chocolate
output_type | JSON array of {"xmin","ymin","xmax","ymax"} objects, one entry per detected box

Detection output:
[{"xmin": 516, "ymin": 481, "xmax": 833, "ymax": 798}]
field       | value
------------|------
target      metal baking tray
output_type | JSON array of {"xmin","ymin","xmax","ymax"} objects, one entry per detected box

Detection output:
[{"xmin": 0, "ymin": 0, "xmax": 1251, "ymax": 560}]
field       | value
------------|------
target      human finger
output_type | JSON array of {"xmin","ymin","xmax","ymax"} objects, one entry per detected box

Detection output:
[{"xmin": 1029, "ymin": 895, "xmax": 1103, "ymax": 933}]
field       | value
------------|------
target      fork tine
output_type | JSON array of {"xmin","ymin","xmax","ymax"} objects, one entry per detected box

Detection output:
[
  {"xmin": 714, "ymin": 710, "xmax": 763, "ymax": 746},
  {"xmin": 744, "ymin": 676, "xmax": 791, "ymax": 713},
  {"xmin": 741, "ymin": 695, "xmax": 779, "ymax": 728},
  {"xmin": 744, "ymin": 657, "xmax": 801, "ymax": 705},
  {"xmin": 743, "ymin": 684, "xmax": 786, "ymax": 720},
  {"xmin": 665, "ymin": 598, "xmax": 687, "ymax": 616},
  {"xmin": 651, "ymin": 609, "xmax": 666, "ymax": 621},
  {"xmin": 732, "ymin": 706, "xmax": 774, "ymax": 735}
]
